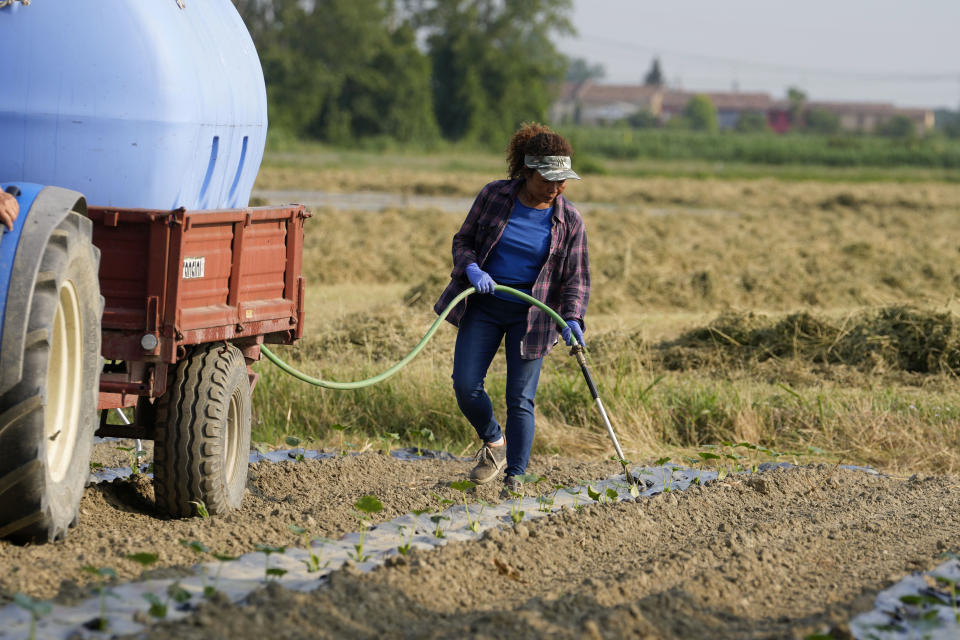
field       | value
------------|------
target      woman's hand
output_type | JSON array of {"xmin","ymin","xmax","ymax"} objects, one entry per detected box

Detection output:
[
  {"xmin": 465, "ymin": 263, "xmax": 496, "ymax": 294},
  {"xmin": 562, "ymin": 320, "xmax": 584, "ymax": 347}
]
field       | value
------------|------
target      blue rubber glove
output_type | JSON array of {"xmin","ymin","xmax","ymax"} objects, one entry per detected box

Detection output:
[
  {"xmin": 465, "ymin": 262, "xmax": 496, "ymax": 294},
  {"xmin": 562, "ymin": 319, "xmax": 585, "ymax": 347}
]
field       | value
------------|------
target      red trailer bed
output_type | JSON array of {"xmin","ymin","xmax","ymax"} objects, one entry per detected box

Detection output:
[
  {"xmin": 85, "ymin": 203, "xmax": 309, "ymax": 518},
  {"xmin": 88, "ymin": 204, "xmax": 307, "ymax": 411}
]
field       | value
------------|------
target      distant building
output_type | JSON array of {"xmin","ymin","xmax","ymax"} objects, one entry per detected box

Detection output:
[
  {"xmin": 552, "ymin": 82, "xmax": 660, "ymax": 125},
  {"xmin": 660, "ymin": 89, "xmax": 773, "ymax": 129},
  {"xmin": 550, "ymin": 81, "xmax": 934, "ymax": 134}
]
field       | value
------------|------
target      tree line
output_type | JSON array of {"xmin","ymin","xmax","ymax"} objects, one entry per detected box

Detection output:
[{"xmin": 232, "ymin": 0, "xmax": 573, "ymax": 146}]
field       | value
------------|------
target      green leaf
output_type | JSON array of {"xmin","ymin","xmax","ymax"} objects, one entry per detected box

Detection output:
[
  {"xmin": 284, "ymin": 435, "xmax": 301, "ymax": 447},
  {"xmin": 586, "ymin": 486, "xmax": 601, "ymax": 501},
  {"xmin": 698, "ymin": 452, "xmax": 722, "ymax": 460},
  {"xmin": 288, "ymin": 525, "xmax": 308, "ymax": 536},
  {"xmin": 143, "ymin": 593, "xmax": 167, "ymax": 619},
  {"xmin": 82, "ymin": 566, "xmax": 117, "ymax": 578},
  {"xmin": 126, "ymin": 552, "xmax": 159, "ymax": 567},
  {"xmin": 899, "ymin": 593, "xmax": 945, "ymax": 606},
  {"xmin": 167, "ymin": 583, "xmax": 191, "ymax": 604},
  {"xmin": 654, "ymin": 456, "xmax": 671, "ymax": 466},
  {"xmin": 429, "ymin": 515, "xmax": 449, "ymax": 524},
  {"xmin": 518, "ymin": 473, "xmax": 541, "ymax": 485},
  {"xmin": 266, "ymin": 568, "xmax": 288, "ymax": 579},
  {"xmin": 354, "ymin": 494, "xmax": 384, "ymax": 514},
  {"xmin": 13, "ymin": 593, "xmax": 51, "ymax": 617},
  {"xmin": 179, "ymin": 539, "xmax": 209, "ymax": 555},
  {"xmin": 212, "ymin": 552, "xmax": 238, "ymax": 562},
  {"xmin": 605, "ymin": 487, "xmax": 618, "ymax": 500},
  {"xmin": 254, "ymin": 544, "xmax": 286, "ymax": 555},
  {"xmin": 449, "ymin": 480, "xmax": 476, "ymax": 492},
  {"xmin": 330, "ymin": 423, "xmax": 349, "ymax": 432}
]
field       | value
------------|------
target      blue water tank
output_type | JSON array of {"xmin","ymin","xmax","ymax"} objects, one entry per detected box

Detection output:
[{"xmin": 0, "ymin": 0, "xmax": 267, "ymax": 210}]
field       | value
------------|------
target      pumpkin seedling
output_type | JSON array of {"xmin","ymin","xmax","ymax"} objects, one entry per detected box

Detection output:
[
  {"xmin": 432, "ymin": 492, "xmax": 455, "ymax": 509},
  {"xmin": 507, "ymin": 481, "xmax": 525, "ymax": 523},
  {"xmin": 536, "ymin": 494, "xmax": 554, "ymax": 512},
  {"xmin": 519, "ymin": 473, "xmax": 543, "ymax": 499},
  {"xmin": 350, "ymin": 494, "xmax": 384, "ymax": 562},
  {"xmin": 89, "ymin": 461, "xmax": 104, "ymax": 471},
  {"xmin": 396, "ymin": 524, "xmax": 415, "ymax": 556},
  {"xmin": 377, "ymin": 431, "xmax": 400, "ymax": 452},
  {"xmin": 610, "ymin": 455, "xmax": 638, "ymax": 493},
  {"xmin": 415, "ymin": 427, "xmax": 435, "ymax": 456},
  {"xmin": 564, "ymin": 484, "xmax": 583, "ymax": 510},
  {"xmin": 284, "ymin": 435, "xmax": 304, "ymax": 462},
  {"xmin": 329, "ymin": 423, "xmax": 350, "ymax": 456},
  {"xmin": 127, "ymin": 551, "xmax": 158, "ymax": 568},
  {"xmin": 449, "ymin": 480, "xmax": 479, "ymax": 532},
  {"xmin": 190, "ymin": 499, "xmax": 210, "ymax": 519},
  {"xmin": 254, "ymin": 544, "xmax": 287, "ymax": 580},
  {"xmin": 933, "ymin": 575, "xmax": 959, "ymax": 622},
  {"xmin": 210, "ymin": 551, "xmax": 238, "ymax": 594},
  {"xmin": 179, "ymin": 539, "xmax": 216, "ymax": 596},
  {"xmin": 81, "ymin": 566, "xmax": 117, "ymax": 631},
  {"xmin": 141, "ymin": 581, "xmax": 190, "ymax": 620},
  {"xmin": 12, "ymin": 593, "xmax": 51, "ymax": 640},
  {"xmin": 654, "ymin": 456, "xmax": 672, "ymax": 489},
  {"xmin": 587, "ymin": 485, "xmax": 602, "ymax": 504},
  {"xmin": 116, "ymin": 445, "xmax": 147, "ymax": 475},
  {"xmin": 430, "ymin": 514, "xmax": 449, "ymax": 538},
  {"xmin": 289, "ymin": 525, "xmax": 327, "ymax": 572},
  {"xmin": 252, "ymin": 441, "xmax": 270, "ymax": 463}
]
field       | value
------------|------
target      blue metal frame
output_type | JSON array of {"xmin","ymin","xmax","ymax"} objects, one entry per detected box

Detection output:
[{"xmin": 0, "ymin": 182, "xmax": 43, "ymax": 347}]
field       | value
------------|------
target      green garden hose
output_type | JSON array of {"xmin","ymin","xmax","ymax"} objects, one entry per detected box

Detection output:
[
  {"xmin": 260, "ymin": 286, "xmax": 566, "ymax": 389},
  {"xmin": 259, "ymin": 285, "xmax": 636, "ymax": 485}
]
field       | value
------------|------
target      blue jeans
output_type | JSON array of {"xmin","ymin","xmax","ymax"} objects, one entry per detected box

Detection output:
[{"xmin": 452, "ymin": 295, "xmax": 543, "ymax": 478}]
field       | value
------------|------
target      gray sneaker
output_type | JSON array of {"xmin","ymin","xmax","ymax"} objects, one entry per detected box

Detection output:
[{"xmin": 470, "ymin": 443, "xmax": 506, "ymax": 484}]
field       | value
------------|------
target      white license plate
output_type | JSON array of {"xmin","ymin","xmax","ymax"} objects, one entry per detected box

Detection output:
[{"xmin": 182, "ymin": 257, "xmax": 205, "ymax": 279}]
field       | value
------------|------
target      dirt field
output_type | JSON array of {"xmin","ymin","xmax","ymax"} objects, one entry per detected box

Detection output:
[{"xmin": 2, "ymin": 443, "xmax": 958, "ymax": 639}]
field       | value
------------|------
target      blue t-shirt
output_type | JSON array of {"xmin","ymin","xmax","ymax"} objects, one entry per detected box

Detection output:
[{"xmin": 484, "ymin": 200, "xmax": 553, "ymax": 304}]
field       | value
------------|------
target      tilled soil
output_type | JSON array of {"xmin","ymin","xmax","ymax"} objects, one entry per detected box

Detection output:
[
  {"xmin": 0, "ymin": 446, "xmax": 614, "ymax": 602},
  {"xmin": 3, "ymin": 449, "xmax": 960, "ymax": 639}
]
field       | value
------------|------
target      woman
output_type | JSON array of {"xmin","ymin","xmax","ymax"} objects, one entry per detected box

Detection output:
[{"xmin": 434, "ymin": 123, "xmax": 590, "ymax": 497}]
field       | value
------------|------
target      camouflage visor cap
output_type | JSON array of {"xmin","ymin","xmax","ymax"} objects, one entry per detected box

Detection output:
[{"xmin": 524, "ymin": 155, "xmax": 581, "ymax": 182}]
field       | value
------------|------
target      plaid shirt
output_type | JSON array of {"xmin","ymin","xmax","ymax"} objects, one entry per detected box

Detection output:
[{"xmin": 434, "ymin": 179, "xmax": 590, "ymax": 359}]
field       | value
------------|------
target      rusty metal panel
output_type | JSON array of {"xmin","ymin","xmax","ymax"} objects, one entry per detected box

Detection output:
[
  {"xmin": 90, "ymin": 204, "xmax": 307, "ymax": 381},
  {"xmin": 89, "ymin": 208, "xmax": 171, "ymax": 334}
]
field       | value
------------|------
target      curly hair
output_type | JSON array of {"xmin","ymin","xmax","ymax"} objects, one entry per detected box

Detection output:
[{"xmin": 506, "ymin": 122, "xmax": 574, "ymax": 180}]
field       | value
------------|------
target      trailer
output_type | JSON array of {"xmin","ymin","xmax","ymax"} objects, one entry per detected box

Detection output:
[
  {"xmin": 91, "ymin": 204, "xmax": 307, "ymax": 517},
  {"xmin": 0, "ymin": 0, "xmax": 304, "ymax": 542}
]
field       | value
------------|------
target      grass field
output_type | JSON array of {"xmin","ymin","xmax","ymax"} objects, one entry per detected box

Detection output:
[{"xmin": 250, "ymin": 145, "xmax": 960, "ymax": 474}]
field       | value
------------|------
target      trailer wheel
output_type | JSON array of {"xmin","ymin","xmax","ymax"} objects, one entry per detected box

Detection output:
[
  {"xmin": 154, "ymin": 343, "xmax": 251, "ymax": 517},
  {"xmin": 0, "ymin": 212, "xmax": 101, "ymax": 543}
]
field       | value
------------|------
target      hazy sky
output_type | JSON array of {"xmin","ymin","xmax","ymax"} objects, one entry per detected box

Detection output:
[{"xmin": 557, "ymin": 1, "xmax": 959, "ymax": 109}]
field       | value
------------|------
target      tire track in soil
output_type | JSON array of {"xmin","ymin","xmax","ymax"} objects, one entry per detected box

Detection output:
[{"xmin": 129, "ymin": 466, "xmax": 960, "ymax": 640}]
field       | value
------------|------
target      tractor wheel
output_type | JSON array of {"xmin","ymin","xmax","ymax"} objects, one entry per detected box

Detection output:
[
  {"xmin": 0, "ymin": 212, "xmax": 101, "ymax": 543},
  {"xmin": 153, "ymin": 343, "xmax": 251, "ymax": 517}
]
